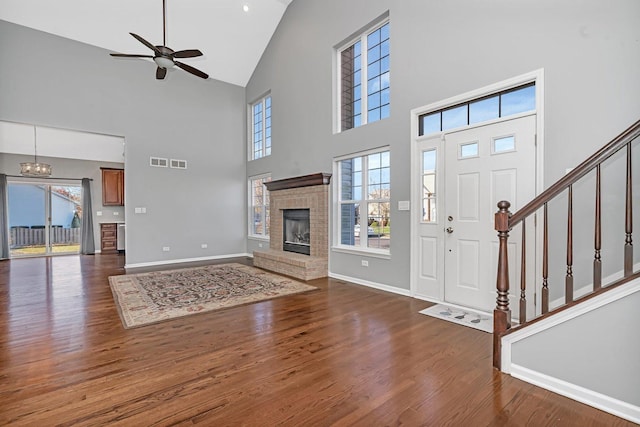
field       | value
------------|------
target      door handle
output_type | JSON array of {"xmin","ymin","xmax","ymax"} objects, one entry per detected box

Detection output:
[{"xmin": 446, "ymin": 227, "xmax": 454, "ymax": 234}]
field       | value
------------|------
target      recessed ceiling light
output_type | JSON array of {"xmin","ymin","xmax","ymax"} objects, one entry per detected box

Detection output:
[{"xmin": 243, "ymin": 4, "xmax": 249, "ymax": 12}]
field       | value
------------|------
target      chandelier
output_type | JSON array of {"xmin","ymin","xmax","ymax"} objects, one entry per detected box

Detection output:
[{"xmin": 20, "ymin": 126, "xmax": 52, "ymax": 177}]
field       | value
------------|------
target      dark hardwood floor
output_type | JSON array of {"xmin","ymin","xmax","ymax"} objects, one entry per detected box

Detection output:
[{"xmin": 0, "ymin": 254, "xmax": 633, "ymax": 426}]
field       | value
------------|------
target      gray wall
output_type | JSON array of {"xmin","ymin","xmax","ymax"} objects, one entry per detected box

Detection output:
[
  {"xmin": 0, "ymin": 153, "xmax": 124, "ymax": 249},
  {"xmin": 0, "ymin": 20, "xmax": 247, "ymax": 266},
  {"xmin": 1, "ymin": 0, "xmax": 639, "ymax": 283},
  {"xmin": 512, "ymin": 288, "xmax": 640, "ymax": 407},
  {"xmin": 246, "ymin": 0, "xmax": 640, "ymax": 290}
]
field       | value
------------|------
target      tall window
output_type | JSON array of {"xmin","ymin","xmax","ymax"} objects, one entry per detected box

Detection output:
[
  {"xmin": 249, "ymin": 175, "xmax": 271, "ymax": 238},
  {"xmin": 251, "ymin": 95, "xmax": 271, "ymax": 160},
  {"xmin": 336, "ymin": 149, "xmax": 390, "ymax": 252},
  {"xmin": 339, "ymin": 20, "xmax": 390, "ymax": 131}
]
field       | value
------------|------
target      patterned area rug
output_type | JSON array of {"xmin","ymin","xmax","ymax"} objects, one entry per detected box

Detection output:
[
  {"xmin": 419, "ymin": 303, "xmax": 493, "ymax": 333},
  {"xmin": 109, "ymin": 263, "xmax": 317, "ymax": 329}
]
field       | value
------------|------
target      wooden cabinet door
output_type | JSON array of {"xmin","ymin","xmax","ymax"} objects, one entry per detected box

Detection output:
[{"xmin": 102, "ymin": 169, "xmax": 124, "ymax": 206}]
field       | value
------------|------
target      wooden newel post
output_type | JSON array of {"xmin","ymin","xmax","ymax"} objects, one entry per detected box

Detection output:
[{"xmin": 493, "ymin": 200, "xmax": 512, "ymax": 369}]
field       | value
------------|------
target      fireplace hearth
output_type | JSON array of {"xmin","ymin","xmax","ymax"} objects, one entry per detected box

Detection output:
[{"xmin": 283, "ymin": 209, "xmax": 310, "ymax": 255}]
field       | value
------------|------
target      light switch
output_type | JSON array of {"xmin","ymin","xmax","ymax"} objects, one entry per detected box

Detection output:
[{"xmin": 398, "ymin": 201, "xmax": 410, "ymax": 211}]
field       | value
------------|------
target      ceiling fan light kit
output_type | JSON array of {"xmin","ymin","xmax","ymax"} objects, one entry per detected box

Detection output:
[{"xmin": 110, "ymin": 0, "xmax": 208, "ymax": 80}]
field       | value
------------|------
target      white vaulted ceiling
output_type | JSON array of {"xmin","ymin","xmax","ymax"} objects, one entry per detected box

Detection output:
[{"xmin": 0, "ymin": 0, "xmax": 292, "ymax": 87}]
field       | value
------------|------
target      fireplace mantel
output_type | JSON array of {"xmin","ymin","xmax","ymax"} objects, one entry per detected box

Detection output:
[{"xmin": 264, "ymin": 173, "xmax": 331, "ymax": 191}]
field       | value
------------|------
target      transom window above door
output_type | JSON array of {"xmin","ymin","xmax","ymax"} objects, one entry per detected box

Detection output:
[{"xmin": 418, "ymin": 83, "xmax": 535, "ymax": 136}]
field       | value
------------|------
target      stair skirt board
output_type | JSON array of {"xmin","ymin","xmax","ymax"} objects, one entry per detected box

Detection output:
[
  {"xmin": 510, "ymin": 364, "xmax": 640, "ymax": 424},
  {"xmin": 500, "ymin": 278, "xmax": 640, "ymax": 424}
]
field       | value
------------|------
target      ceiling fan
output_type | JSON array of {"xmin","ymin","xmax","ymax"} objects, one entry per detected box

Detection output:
[{"xmin": 110, "ymin": 0, "xmax": 208, "ymax": 80}]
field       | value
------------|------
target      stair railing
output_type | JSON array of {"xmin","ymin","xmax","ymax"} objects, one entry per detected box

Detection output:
[{"xmin": 493, "ymin": 119, "xmax": 640, "ymax": 369}]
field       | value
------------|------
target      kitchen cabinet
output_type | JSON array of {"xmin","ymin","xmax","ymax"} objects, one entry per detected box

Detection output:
[
  {"xmin": 101, "ymin": 168, "xmax": 124, "ymax": 206},
  {"xmin": 100, "ymin": 223, "xmax": 118, "ymax": 254}
]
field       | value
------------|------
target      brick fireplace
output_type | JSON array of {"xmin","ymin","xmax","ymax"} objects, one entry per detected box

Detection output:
[{"xmin": 253, "ymin": 173, "xmax": 331, "ymax": 281}]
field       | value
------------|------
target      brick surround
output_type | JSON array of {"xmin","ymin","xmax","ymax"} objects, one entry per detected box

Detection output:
[{"xmin": 253, "ymin": 173, "xmax": 331, "ymax": 280}]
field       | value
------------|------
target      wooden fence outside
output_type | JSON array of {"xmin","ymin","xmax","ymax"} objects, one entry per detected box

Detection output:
[{"xmin": 10, "ymin": 227, "xmax": 80, "ymax": 248}]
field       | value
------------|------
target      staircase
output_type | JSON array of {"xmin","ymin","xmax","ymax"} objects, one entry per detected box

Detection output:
[{"xmin": 492, "ymin": 119, "xmax": 640, "ymax": 423}]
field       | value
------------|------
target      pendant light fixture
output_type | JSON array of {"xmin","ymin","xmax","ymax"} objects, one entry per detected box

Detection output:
[{"xmin": 20, "ymin": 126, "xmax": 52, "ymax": 177}]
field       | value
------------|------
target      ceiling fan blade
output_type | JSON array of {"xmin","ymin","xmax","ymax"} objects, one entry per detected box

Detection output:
[
  {"xmin": 175, "ymin": 61, "xmax": 209, "ymax": 79},
  {"xmin": 156, "ymin": 67, "xmax": 167, "ymax": 80},
  {"xmin": 173, "ymin": 49, "xmax": 203, "ymax": 59},
  {"xmin": 110, "ymin": 53, "xmax": 154, "ymax": 58},
  {"xmin": 130, "ymin": 33, "xmax": 162, "ymax": 54}
]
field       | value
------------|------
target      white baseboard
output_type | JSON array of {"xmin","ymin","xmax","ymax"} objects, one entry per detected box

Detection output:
[
  {"xmin": 510, "ymin": 364, "xmax": 640, "ymax": 424},
  {"xmin": 328, "ymin": 272, "xmax": 411, "ymax": 297},
  {"xmin": 124, "ymin": 253, "xmax": 251, "ymax": 269}
]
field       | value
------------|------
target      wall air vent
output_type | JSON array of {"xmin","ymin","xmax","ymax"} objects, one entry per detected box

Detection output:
[
  {"xmin": 170, "ymin": 159, "xmax": 188, "ymax": 169},
  {"xmin": 150, "ymin": 157, "xmax": 168, "ymax": 167}
]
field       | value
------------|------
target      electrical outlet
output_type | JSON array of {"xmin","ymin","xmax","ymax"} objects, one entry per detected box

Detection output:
[
  {"xmin": 201, "ymin": 243, "xmax": 208, "ymax": 249},
  {"xmin": 162, "ymin": 246, "xmax": 170, "ymax": 252},
  {"xmin": 113, "ymin": 211, "xmax": 119, "ymax": 216},
  {"xmin": 96, "ymin": 211, "xmax": 102, "ymax": 216},
  {"xmin": 361, "ymin": 260, "xmax": 369, "ymax": 267},
  {"xmin": 258, "ymin": 243, "xmax": 263, "ymax": 248}
]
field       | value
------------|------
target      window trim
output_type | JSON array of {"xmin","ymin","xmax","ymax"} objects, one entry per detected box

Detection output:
[
  {"xmin": 248, "ymin": 173, "xmax": 271, "ymax": 240},
  {"xmin": 248, "ymin": 93, "xmax": 272, "ymax": 161},
  {"xmin": 332, "ymin": 146, "xmax": 391, "ymax": 256},
  {"xmin": 335, "ymin": 14, "xmax": 390, "ymax": 133}
]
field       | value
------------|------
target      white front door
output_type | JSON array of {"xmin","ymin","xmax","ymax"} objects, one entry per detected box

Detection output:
[
  {"xmin": 413, "ymin": 114, "xmax": 537, "ymax": 315},
  {"xmin": 444, "ymin": 114, "xmax": 537, "ymax": 312}
]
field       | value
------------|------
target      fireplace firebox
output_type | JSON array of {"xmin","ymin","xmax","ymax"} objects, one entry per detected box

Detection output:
[{"xmin": 283, "ymin": 209, "xmax": 310, "ymax": 255}]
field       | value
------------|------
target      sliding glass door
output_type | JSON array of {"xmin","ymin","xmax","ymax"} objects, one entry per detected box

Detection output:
[{"xmin": 7, "ymin": 181, "xmax": 82, "ymax": 257}]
